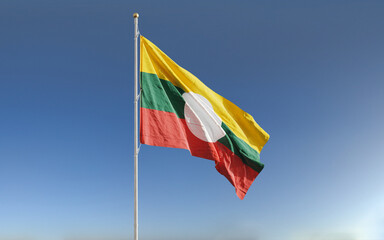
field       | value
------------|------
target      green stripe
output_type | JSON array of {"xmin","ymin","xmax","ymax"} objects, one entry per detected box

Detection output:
[
  {"xmin": 218, "ymin": 123, "xmax": 264, "ymax": 173},
  {"xmin": 141, "ymin": 72, "xmax": 185, "ymax": 119},
  {"xmin": 141, "ymin": 71, "xmax": 263, "ymax": 172}
]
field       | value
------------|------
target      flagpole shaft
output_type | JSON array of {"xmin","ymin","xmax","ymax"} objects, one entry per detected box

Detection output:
[{"xmin": 133, "ymin": 12, "xmax": 139, "ymax": 240}]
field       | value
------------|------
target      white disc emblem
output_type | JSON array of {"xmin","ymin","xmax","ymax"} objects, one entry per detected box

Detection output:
[{"xmin": 182, "ymin": 92, "xmax": 226, "ymax": 142}]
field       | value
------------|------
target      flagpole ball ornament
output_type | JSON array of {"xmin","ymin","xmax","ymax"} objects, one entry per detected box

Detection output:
[{"xmin": 133, "ymin": 13, "xmax": 139, "ymax": 18}]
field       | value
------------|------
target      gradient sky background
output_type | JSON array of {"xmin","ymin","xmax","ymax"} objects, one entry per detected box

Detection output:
[{"xmin": 1, "ymin": 1, "xmax": 384, "ymax": 240}]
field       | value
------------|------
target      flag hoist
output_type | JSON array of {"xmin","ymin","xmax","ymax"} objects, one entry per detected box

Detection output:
[{"xmin": 133, "ymin": 12, "xmax": 269, "ymax": 240}]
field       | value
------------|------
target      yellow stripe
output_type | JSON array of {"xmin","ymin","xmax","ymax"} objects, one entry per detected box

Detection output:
[{"xmin": 140, "ymin": 36, "xmax": 269, "ymax": 153}]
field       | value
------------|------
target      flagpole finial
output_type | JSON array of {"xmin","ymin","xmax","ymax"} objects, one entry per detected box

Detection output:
[{"xmin": 133, "ymin": 13, "xmax": 139, "ymax": 18}]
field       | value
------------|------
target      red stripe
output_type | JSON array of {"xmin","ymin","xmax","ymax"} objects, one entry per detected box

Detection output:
[{"xmin": 140, "ymin": 108, "xmax": 259, "ymax": 200}]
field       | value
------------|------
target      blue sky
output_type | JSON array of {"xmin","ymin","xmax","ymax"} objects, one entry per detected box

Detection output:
[{"xmin": 1, "ymin": 0, "xmax": 384, "ymax": 240}]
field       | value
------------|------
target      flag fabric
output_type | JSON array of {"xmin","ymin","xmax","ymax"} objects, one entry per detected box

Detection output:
[{"xmin": 139, "ymin": 36, "xmax": 270, "ymax": 199}]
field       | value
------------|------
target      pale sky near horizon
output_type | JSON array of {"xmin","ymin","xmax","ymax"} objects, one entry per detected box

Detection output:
[{"xmin": 1, "ymin": 1, "xmax": 384, "ymax": 240}]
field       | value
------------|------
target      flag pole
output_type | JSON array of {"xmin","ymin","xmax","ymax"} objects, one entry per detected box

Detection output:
[{"xmin": 133, "ymin": 12, "xmax": 139, "ymax": 240}]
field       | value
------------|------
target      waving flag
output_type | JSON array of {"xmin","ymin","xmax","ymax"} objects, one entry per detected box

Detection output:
[{"xmin": 140, "ymin": 36, "xmax": 269, "ymax": 199}]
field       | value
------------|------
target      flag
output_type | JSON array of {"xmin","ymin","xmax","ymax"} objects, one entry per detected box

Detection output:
[{"xmin": 140, "ymin": 36, "xmax": 270, "ymax": 199}]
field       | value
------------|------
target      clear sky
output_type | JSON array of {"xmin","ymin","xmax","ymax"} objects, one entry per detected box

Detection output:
[{"xmin": 1, "ymin": 1, "xmax": 384, "ymax": 240}]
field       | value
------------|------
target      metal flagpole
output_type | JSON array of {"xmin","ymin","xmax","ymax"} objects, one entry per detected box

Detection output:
[{"xmin": 133, "ymin": 12, "xmax": 139, "ymax": 240}]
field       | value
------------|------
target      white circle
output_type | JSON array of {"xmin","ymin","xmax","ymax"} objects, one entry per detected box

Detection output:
[{"xmin": 182, "ymin": 92, "xmax": 226, "ymax": 142}]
